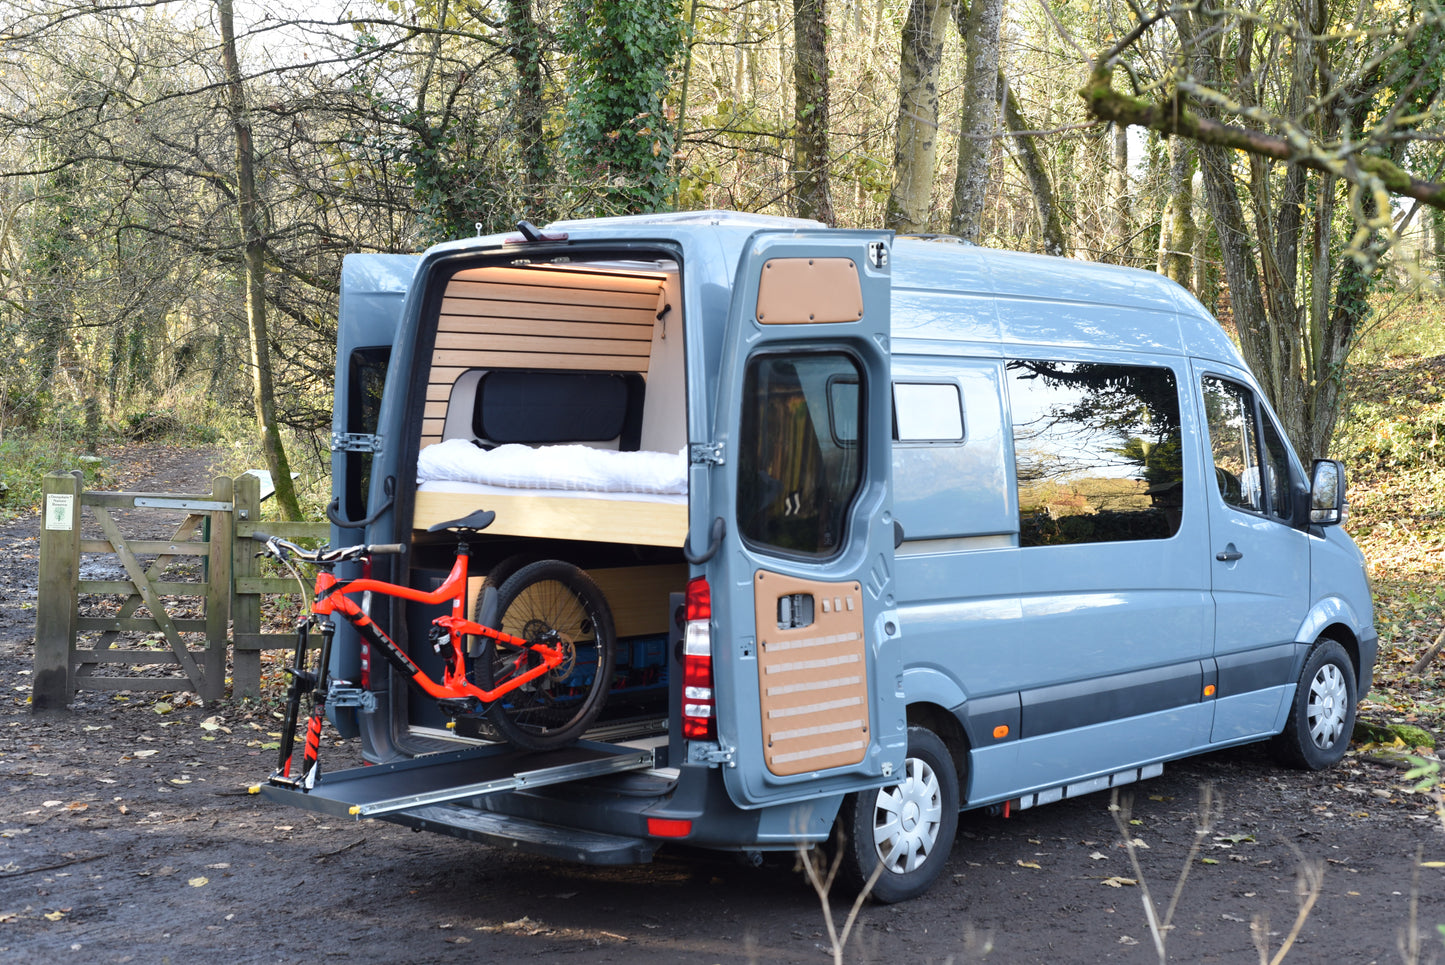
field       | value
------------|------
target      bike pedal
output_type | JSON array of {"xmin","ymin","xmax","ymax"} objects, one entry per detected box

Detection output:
[{"xmin": 436, "ymin": 697, "xmax": 481, "ymax": 717}]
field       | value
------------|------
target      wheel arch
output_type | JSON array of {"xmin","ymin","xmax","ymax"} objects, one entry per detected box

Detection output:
[
  {"xmin": 906, "ymin": 701, "xmax": 971, "ymax": 806},
  {"xmin": 1296, "ymin": 597, "xmax": 1367, "ymax": 690}
]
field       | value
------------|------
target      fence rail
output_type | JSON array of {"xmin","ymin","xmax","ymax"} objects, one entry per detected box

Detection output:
[{"xmin": 33, "ymin": 471, "xmax": 328, "ymax": 711}]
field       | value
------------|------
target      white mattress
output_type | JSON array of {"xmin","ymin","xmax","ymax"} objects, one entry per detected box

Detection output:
[
  {"xmin": 417, "ymin": 439, "xmax": 688, "ymax": 498},
  {"xmin": 416, "ymin": 479, "xmax": 685, "ymax": 504}
]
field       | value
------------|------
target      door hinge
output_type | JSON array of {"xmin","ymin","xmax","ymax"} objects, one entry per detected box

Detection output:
[
  {"xmin": 331, "ymin": 432, "xmax": 383, "ymax": 453},
  {"xmin": 687, "ymin": 742, "xmax": 736, "ymax": 767},
  {"xmin": 868, "ymin": 240, "xmax": 889, "ymax": 269},
  {"xmin": 689, "ymin": 442, "xmax": 725, "ymax": 467}
]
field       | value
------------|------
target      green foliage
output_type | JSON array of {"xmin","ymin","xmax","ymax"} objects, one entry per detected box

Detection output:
[
  {"xmin": 1333, "ymin": 296, "xmax": 1445, "ymax": 727},
  {"xmin": 560, "ymin": 0, "xmax": 686, "ymax": 215}
]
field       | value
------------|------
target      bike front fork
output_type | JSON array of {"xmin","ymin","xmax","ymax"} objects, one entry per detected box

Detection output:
[{"xmin": 273, "ymin": 617, "xmax": 335, "ymax": 790}]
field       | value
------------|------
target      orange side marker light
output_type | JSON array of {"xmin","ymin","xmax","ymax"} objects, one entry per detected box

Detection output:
[
  {"xmin": 992, "ymin": 724, "xmax": 1010, "ymax": 739},
  {"xmin": 1203, "ymin": 684, "xmax": 1216, "ymax": 697}
]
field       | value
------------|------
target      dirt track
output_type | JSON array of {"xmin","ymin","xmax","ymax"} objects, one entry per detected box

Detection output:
[{"xmin": 1, "ymin": 450, "xmax": 1443, "ymax": 964}]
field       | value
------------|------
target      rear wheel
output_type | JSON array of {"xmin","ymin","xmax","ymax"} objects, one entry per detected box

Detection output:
[
  {"xmin": 474, "ymin": 560, "xmax": 616, "ymax": 751},
  {"xmin": 1271, "ymin": 638, "xmax": 1357, "ymax": 770},
  {"xmin": 836, "ymin": 725, "xmax": 959, "ymax": 904}
]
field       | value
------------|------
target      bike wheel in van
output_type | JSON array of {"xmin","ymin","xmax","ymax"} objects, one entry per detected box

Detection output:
[
  {"xmin": 474, "ymin": 560, "xmax": 617, "ymax": 751},
  {"xmin": 836, "ymin": 725, "xmax": 959, "ymax": 903},
  {"xmin": 1271, "ymin": 638, "xmax": 1357, "ymax": 770}
]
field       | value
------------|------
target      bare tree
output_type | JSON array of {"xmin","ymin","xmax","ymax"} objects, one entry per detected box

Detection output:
[
  {"xmin": 948, "ymin": 0, "xmax": 1004, "ymax": 241},
  {"xmin": 886, "ymin": 0, "xmax": 953, "ymax": 233},
  {"xmin": 792, "ymin": 0, "xmax": 834, "ymax": 223}
]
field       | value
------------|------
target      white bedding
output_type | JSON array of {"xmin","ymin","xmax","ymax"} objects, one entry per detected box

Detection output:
[{"xmin": 417, "ymin": 439, "xmax": 688, "ymax": 496}]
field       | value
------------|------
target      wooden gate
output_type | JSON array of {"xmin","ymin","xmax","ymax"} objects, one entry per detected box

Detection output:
[{"xmin": 32, "ymin": 471, "xmax": 327, "ymax": 710}]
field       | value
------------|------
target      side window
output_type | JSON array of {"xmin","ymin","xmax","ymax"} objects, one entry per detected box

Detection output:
[
  {"xmin": 1202, "ymin": 376, "xmax": 1265, "ymax": 514},
  {"xmin": 345, "ymin": 347, "xmax": 390, "ymax": 520},
  {"xmin": 738, "ymin": 353, "xmax": 863, "ymax": 558},
  {"xmin": 1007, "ymin": 360, "xmax": 1184, "ymax": 546},
  {"xmin": 1203, "ymin": 375, "xmax": 1295, "ymax": 521},
  {"xmin": 894, "ymin": 382, "xmax": 964, "ymax": 441},
  {"xmin": 1260, "ymin": 416, "xmax": 1294, "ymax": 521}
]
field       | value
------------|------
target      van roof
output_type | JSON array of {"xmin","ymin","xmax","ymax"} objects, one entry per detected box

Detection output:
[
  {"xmin": 890, "ymin": 237, "xmax": 1240, "ymax": 364},
  {"xmin": 356, "ymin": 215, "xmax": 1243, "ymax": 368}
]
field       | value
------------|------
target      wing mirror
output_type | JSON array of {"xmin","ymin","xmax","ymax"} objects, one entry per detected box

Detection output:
[{"xmin": 1309, "ymin": 459, "xmax": 1347, "ymax": 525}]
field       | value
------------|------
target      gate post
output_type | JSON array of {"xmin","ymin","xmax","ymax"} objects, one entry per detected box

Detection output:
[
  {"xmin": 231, "ymin": 473, "xmax": 262, "ymax": 698},
  {"xmin": 204, "ymin": 475, "xmax": 234, "ymax": 702},
  {"xmin": 34, "ymin": 471, "xmax": 83, "ymax": 713}
]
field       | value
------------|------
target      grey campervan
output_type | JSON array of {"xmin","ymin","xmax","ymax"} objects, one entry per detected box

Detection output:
[{"xmin": 262, "ymin": 211, "xmax": 1376, "ymax": 903}]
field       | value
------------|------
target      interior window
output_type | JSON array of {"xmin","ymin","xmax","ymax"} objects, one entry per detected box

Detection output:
[
  {"xmin": 1007, "ymin": 360, "xmax": 1184, "ymax": 546},
  {"xmin": 738, "ymin": 353, "xmax": 863, "ymax": 557},
  {"xmin": 1202, "ymin": 377, "xmax": 1264, "ymax": 514},
  {"xmin": 345, "ymin": 346, "xmax": 390, "ymax": 520},
  {"xmin": 894, "ymin": 382, "xmax": 964, "ymax": 441}
]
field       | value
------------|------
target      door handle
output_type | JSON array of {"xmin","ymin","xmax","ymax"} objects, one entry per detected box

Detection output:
[{"xmin": 1215, "ymin": 546, "xmax": 1244, "ymax": 562}]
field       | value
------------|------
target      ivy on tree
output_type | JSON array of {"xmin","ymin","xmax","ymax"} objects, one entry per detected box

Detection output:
[{"xmin": 560, "ymin": 0, "xmax": 686, "ymax": 216}]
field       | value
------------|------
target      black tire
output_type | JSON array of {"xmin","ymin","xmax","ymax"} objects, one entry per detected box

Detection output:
[
  {"xmin": 1271, "ymin": 638, "xmax": 1357, "ymax": 770},
  {"xmin": 474, "ymin": 559, "xmax": 616, "ymax": 751},
  {"xmin": 836, "ymin": 725, "xmax": 960, "ymax": 904}
]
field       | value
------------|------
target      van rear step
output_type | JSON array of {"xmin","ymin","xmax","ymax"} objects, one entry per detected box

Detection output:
[
  {"xmin": 393, "ymin": 803, "xmax": 657, "ymax": 865},
  {"xmin": 259, "ymin": 740, "xmax": 654, "ymax": 819}
]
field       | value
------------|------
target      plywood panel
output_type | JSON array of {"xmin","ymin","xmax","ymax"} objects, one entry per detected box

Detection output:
[
  {"xmin": 588, "ymin": 564, "xmax": 687, "ymax": 637},
  {"xmin": 430, "ymin": 351, "xmax": 650, "ymax": 371},
  {"xmin": 444, "ymin": 284, "xmax": 659, "ymax": 310},
  {"xmin": 451, "ymin": 266, "xmax": 665, "ymax": 295},
  {"xmin": 437, "ymin": 313, "xmax": 656, "ymax": 338},
  {"xmin": 433, "ymin": 333, "xmax": 651, "ymax": 358},
  {"xmin": 754, "ymin": 571, "xmax": 870, "ymax": 777},
  {"xmin": 413, "ymin": 489, "xmax": 687, "ymax": 548}
]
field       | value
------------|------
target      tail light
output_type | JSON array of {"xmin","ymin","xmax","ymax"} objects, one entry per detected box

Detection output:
[{"xmin": 682, "ymin": 577, "xmax": 716, "ymax": 740}]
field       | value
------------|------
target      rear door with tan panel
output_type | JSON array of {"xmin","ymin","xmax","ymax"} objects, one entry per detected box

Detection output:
[{"xmin": 706, "ymin": 230, "xmax": 905, "ymax": 808}]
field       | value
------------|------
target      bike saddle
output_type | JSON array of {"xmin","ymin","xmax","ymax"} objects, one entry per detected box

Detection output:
[{"xmin": 427, "ymin": 509, "xmax": 496, "ymax": 534}]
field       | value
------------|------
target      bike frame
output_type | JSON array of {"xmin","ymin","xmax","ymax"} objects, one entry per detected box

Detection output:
[{"xmin": 274, "ymin": 542, "xmax": 566, "ymax": 788}]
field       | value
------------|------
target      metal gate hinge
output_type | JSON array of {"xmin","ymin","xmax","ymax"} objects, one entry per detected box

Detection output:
[
  {"xmin": 689, "ymin": 442, "xmax": 725, "ymax": 467},
  {"xmin": 331, "ymin": 432, "xmax": 383, "ymax": 453}
]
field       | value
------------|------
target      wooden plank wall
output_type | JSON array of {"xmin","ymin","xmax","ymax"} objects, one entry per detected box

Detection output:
[{"xmin": 422, "ymin": 265, "xmax": 667, "ymax": 446}]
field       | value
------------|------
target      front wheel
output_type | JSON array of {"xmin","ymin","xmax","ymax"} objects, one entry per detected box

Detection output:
[
  {"xmin": 474, "ymin": 560, "xmax": 616, "ymax": 751},
  {"xmin": 1271, "ymin": 638, "xmax": 1357, "ymax": 770},
  {"xmin": 836, "ymin": 725, "xmax": 959, "ymax": 904}
]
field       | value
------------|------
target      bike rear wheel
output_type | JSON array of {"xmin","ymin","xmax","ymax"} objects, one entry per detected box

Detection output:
[{"xmin": 474, "ymin": 560, "xmax": 617, "ymax": 751}]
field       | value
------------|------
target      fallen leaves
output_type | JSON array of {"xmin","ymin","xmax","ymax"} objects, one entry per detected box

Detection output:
[{"xmin": 1101, "ymin": 876, "xmax": 1137, "ymax": 888}]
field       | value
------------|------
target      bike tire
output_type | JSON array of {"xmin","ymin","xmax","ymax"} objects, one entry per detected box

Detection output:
[{"xmin": 474, "ymin": 559, "xmax": 617, "ymax": 751}]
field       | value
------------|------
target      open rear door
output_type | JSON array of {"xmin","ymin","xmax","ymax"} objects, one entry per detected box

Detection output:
[{"xmin": 706, "ymin": 230, "xmax": 903, "ymax": 808}]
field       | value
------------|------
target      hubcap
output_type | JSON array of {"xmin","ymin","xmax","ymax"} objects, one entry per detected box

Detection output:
[
  {"xmin": 1306, "ymin": 662, "xmax": 1348, "ymax": 749},
  {"xmin": 872, "ymin": 757, "xmax": 943, "ymax": 875}
]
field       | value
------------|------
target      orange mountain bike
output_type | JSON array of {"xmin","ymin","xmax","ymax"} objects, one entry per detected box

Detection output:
[{"xmin": 255, "ymin": 510, "xmax": 616, "ymax": 789}]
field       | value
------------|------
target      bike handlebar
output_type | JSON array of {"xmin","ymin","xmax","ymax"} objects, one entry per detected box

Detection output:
[{"xmin": 251, "ymin": 533, "xmax": 405, "ymax": 565}]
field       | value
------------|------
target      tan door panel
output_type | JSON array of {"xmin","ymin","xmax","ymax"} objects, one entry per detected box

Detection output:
[
  {"xmin": 754, "ymin": 258, "xmax": 864, "ymax": 324},
  {"xmin": 754, "ymin": 570, "xmax": 870, "ymax": 776}
]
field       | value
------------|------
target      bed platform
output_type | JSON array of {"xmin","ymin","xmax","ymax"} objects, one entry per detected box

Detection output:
[
  {"xmin": 413, "ymin": 487, "xmax": 687, "ymax": 547},
  {"xmin": 410, "ymin": 261, "xmax": 689, "ymax": 549}
]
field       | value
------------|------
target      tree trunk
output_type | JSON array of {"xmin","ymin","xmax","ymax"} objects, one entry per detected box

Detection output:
[
  {"xmin": 505, "ymin": 0, "xmax": 551, "ymax": 207},
  {"xmin": 217, "ymin": 0, "xmax": 302, "ymax": 522},
  {"xmin": 1157, "ymin": 137, "xmax": 1195, "ymax": 286},
  {"xmin": 885, "ymin": 0, "xmax": 952, "ymax": 233},
  {"xmin": 792, "ymin": 0, "xmax": 834, "ymax": 224},
  {"xmin": 1427, "ymin": 208, "xmax": 1439, "ymax": 286},
  {"xmin": 1108, "ymin": 123, "xmax": 1130, "ymax": 259},
  {"xmin": 998, "ymin": 70, "xmax": 1067, "ymax": 257},
  {"xmin": 948, "ymin": 0, "xmax": 1003, "ymax": 241}
]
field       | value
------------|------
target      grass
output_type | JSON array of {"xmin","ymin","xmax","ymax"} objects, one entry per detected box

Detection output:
[{"xmin": 1335, "ymin": 293, "xmax": 1445, "ymax": 732}]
